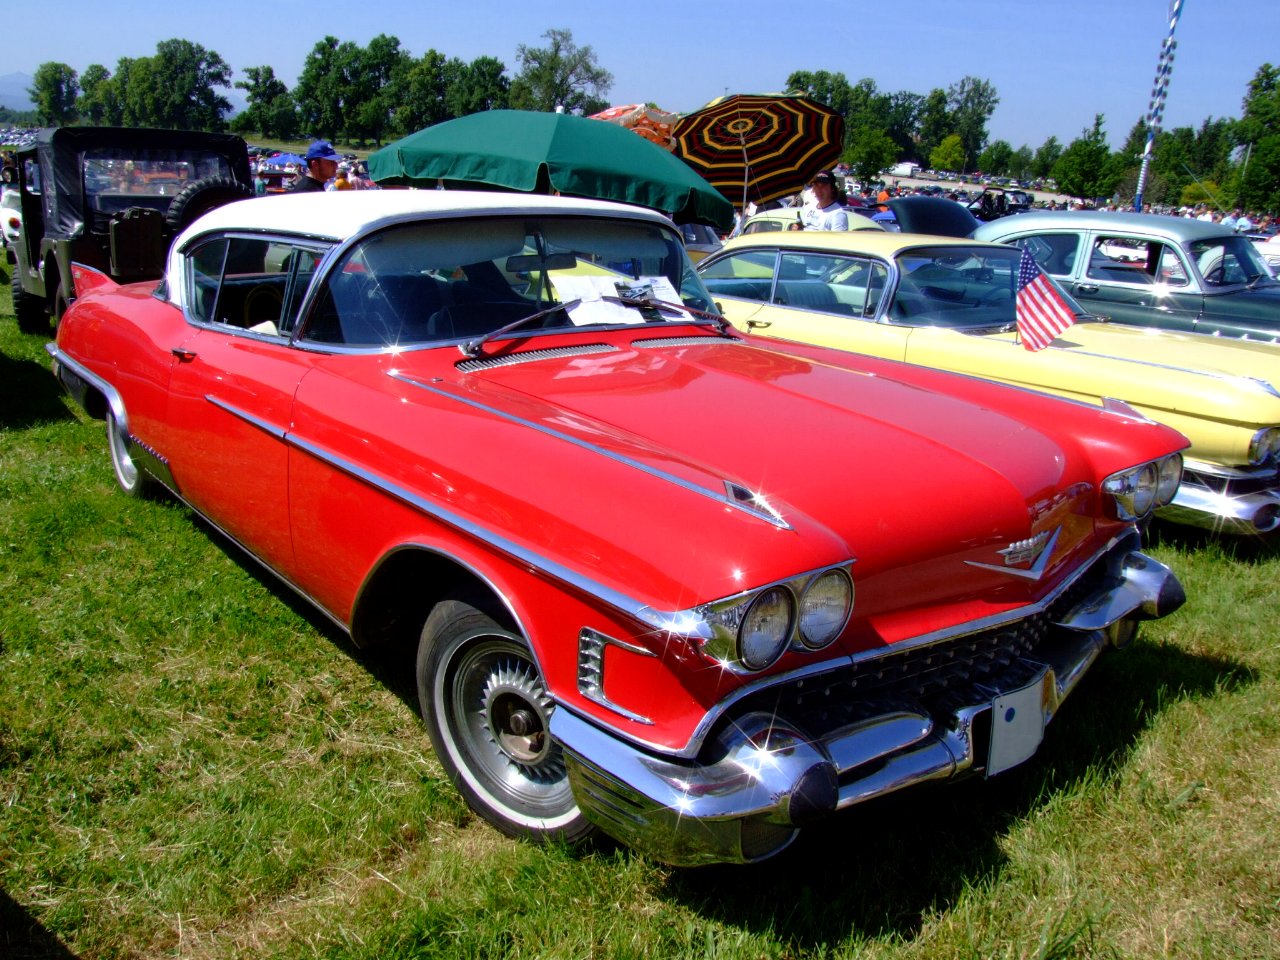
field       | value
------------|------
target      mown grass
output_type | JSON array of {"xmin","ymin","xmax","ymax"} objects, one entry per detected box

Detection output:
[{"xmin": 1, "ymin": 271, "xmax": 1277, "ymax": 959}]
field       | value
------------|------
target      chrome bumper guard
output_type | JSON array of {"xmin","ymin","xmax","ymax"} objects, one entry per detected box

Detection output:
[{"xmin": 552, "ymin": 549, "xmax": 1184, "ymax": 866}]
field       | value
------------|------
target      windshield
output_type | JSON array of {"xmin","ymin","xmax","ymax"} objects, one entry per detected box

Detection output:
[
  {"xmin": 302, "ymin": 215, "xmax": 715, "ymax": 348},
  {"xmin": 889, "ymin": 245, "xmax": 1084, "ymax": 329},
  {"xmin": 1187, "ymin": 235, "xmax": 1274, "ymax": 287}
]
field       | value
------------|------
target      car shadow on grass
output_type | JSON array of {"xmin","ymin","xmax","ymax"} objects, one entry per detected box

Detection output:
[
  {"xmin": 0, "ymin": 348, "xmax": 77, "ymax": 430},
  {"xmin": 660, "ymin": 640, "xmax": 1255, "ymax": 946},
  {"xmin": 0, "ymin": 888, "xmax": 80, "ymax": 959}
]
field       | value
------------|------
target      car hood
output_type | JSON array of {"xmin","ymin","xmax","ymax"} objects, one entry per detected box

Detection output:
[
  {"xmin": 905, "ymin": 321, "xmax": 1280, "ymax": 427},
  {"xmin": 300, "ymin": 332, "xmax": 1149, "ymax": 641}
]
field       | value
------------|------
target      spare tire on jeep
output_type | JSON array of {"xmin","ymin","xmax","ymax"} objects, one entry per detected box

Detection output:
[{"xmin": 165, "ymin": 176, "xmax": 253, "ymax": 233}]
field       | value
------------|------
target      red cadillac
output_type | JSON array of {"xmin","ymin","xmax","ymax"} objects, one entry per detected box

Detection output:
[{"xmin": 48, "ymin": 190, "xmax": 1187, "ymax": 865}]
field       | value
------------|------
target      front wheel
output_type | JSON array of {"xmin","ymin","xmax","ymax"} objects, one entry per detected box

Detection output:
[
  {"xmin": 106, "ymin": 410, "xmax": 157, "ymax": 498},
  {"xmin": 416, "ymin": 600, "xmax": 594, "ymax": 844}
]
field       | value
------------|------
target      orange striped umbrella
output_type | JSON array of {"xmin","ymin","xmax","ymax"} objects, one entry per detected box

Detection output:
[{"xmin": 673, "ymin": 94, "xmax": 844, "ymax": 208}]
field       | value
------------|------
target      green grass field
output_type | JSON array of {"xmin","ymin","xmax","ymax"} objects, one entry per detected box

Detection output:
[{"xmin": 1, "ymin": 272, "xmax": 1277, "ymax": 959}]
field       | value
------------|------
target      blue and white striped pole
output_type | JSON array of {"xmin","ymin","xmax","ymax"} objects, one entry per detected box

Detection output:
[{"xmin": 1134, "ymin": 0, "xmax": 1184, "ymax": 212}]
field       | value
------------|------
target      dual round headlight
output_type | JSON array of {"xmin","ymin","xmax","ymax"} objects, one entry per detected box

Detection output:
[
  {"xmin": 1250, "ymin": 427, "xmax": 1280, "ymax": 466},
  {"xmin": 1104, "ymin": 454, "xmax": 1182, "ymax": 520},
  {"xmin": 735, "ymin": 569, "xmax": 853, "ymax": 672}
]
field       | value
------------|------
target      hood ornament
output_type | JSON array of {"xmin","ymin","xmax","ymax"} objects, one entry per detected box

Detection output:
[{"xmin": 965, "ymin": 526, "xmax": 1060, "ymax": 581}]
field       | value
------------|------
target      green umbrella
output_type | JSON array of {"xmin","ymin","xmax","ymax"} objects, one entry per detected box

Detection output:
[{"xmin": 367, "ymin": 110, "xmax": 734, "ymax": 231}]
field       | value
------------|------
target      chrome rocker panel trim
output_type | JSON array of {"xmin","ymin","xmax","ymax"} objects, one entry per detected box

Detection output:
[{"xmin": 551, "ymin": 548, "xmax": 1184, "ymax": 866}]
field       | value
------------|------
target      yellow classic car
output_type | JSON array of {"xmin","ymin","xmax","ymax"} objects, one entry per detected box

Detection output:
[{"xmin": 698, "ymin": 230, "xmax": 1280, "ymax": 534}]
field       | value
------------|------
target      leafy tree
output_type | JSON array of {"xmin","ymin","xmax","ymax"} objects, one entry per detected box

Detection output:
[
  {"xmin": 394, "ymin": 49, "xmax": 461, "ymax": 134},
  {"xmin": 930, "ymin": 134, "xmax": 966, "ymax": 173},
  {"xmin": 1032, "ymin": 136, "xmax": 1062, "ymax": 179},
  {"xmin": 232, "ymin": 66, "xmax": 298, "ymax": 140},
  {"xmin": 916, "ymin": 89, "xmax": 951, "ymax": 163},
  {"xmin": 445, "ymin": 56, "xmax": 510, "ymax": 117},
  {"xmin": 508, "ymin": 28, "xmax": 612, "ymax": 114},
  {"xmin": 977, "ymin": 140, "xmax": 1013, "ymax": 176},
  {"xmin": 294, "ymin": 36, "xmax": 355, "ymax": 141},
  {"xmin": 343, "ymin": 34, "xmax": 410, "ymax": 146},
  {"xmin": 29, "ymin": 62, "xmax": 79, "ymax": 125},
  {"xmin": 1236, "ymin": 64, "xmax": 1280, "ymax": 213},
  {"xmin": 130, "ymin": 39, "xmax": 233, "ymax": 131},
  {"xmin": 882, "ymin": 92, "xmax": 924, "ymax": 161},
  {"xmin": 844, "ymin": 125, "xmax": 899, "ymax": 182},
  {"xmin": 947, "ymin": 76, "xmax": 998, "ymax": 163},
  {"xmin": 76, "ymin": 64, "xmax": 119, "ymax": 125},
  {"xmin": 1051, "ymin": 115, "xmax": 1121, "ymax": 199},
  {"xmin": 1009, "ymin": 145, "xmax": 1034, "ymax": 180}
]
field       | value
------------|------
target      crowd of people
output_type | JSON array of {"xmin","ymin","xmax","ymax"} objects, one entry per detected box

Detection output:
[{"xmin": 252, "ymin": 140, "xmax": 379, "ymax": 195}]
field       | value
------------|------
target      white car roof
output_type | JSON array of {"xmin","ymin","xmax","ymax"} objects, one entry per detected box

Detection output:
[
  {"xmin": 164, "ymin": 189, "xmax": 675, "ymax": 311},
  {"xmin": 172, "ymin": 189, "xmax": 671, "ymax": 249}
]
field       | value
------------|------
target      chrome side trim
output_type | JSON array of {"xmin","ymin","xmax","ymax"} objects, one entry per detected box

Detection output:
[
  {"xmin": 1060, "ymin": 347, "xmax": 1280, "ymax": 396},
  {"xmin": 389, "ymin": 372, "xmax": 794, "ymax": 530},
  {"xmin": 1160, "ymin": 484, "xmax": 1280, "ymax": 533},
  {"xmin": 577, "ymin": 627, "xmax": 656, "ymax": 725},
  {"xmin": 46, "ymin": 343, "xmax": 127, "ymax": 427},
  {"xmin": 204, "ymin": 395, "xmax": 289, "ymax": 439}
]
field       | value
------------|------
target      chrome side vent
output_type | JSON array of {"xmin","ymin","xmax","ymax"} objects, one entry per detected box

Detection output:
[{"xmin": 457, "ymin": 343, "xmax": 618, "ymax": 372}]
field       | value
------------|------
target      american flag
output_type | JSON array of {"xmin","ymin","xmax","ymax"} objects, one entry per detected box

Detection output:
[{"xmin": 1015, "ymin": 247, "xmax": 1077, "ymax": 351}]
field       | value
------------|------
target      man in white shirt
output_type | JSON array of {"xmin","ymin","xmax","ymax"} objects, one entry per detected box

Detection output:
[{"xmin": 801, "ymin": 170, "xmax": 849, "ymax": 231}]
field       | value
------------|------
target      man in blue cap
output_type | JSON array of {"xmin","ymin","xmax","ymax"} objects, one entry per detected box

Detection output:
[{"xmin": 289, "ymin": 140, "xmax": 342, "ymax": 192}]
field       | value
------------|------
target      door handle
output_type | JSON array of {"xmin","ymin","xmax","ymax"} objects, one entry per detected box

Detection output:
[
  {"xmin": 746, "ymin": 319, "xmax": 772, "ymax": 329},
  {"xmin": 171, "ymin": 347, "xmax": 197, "ymax": 362},
  {"xmin": 1075, "ymin": 283, "xmax": 1099, "ymax": 295}
]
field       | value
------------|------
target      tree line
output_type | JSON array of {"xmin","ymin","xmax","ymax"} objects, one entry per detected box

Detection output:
[{"xmin": 23, "ymin": 31, "xmax": 1280, "ymax": 214}]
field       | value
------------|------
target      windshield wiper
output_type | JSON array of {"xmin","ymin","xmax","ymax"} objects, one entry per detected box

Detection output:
[
  {"xmin": 459, "ymin": 300, "xmax": 581, "ymax": 358},
  {"xmin": 600, "ymin": 295, "xmax": 731, "ymax": 334}
]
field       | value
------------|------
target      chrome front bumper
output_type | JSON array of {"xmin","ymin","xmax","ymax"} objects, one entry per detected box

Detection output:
[
  {"xmin": 1162, "ymin": 464, "xmax": 1280, "ymax": 534},
  {"xmin": 552, "ymin": 548, "xmax": 1184, "ymax": 866}
]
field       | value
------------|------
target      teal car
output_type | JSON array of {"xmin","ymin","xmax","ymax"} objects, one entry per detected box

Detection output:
[{"xmin": 974, "ymin": 211, "xmax": 1280, "ymax": 341}]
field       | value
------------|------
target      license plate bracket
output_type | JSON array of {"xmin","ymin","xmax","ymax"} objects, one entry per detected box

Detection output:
[{"xmin": 987, "ymin": 669, "xmax": 1051, "ymax": 776}]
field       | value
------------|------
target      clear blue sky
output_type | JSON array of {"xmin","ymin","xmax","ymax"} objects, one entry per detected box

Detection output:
[{"xmin": 7, "ymin": 0, "xmax": 1276, "ymax": 149}]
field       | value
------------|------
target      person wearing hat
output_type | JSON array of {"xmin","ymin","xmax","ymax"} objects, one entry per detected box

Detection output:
[
  {"xmin": 801, "ymin": 170, "xmax": 849, "ymax": 231},
  {"xmin": 288, "ymin": 140, "xmax": 342, "ymax": 192}
]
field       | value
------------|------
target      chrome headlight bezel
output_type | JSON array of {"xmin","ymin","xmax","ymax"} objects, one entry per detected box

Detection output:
[
  {"xmin": 695, "ymin": 563, "xmax": 855, "ymax": 674},
  {"xmin": 1104, "ymin": 454, "xmax": 1181, "ymax": 520},
  {"xmin": 1249, "ymin": 427, "xmax": 1280, "ymax": 466}
]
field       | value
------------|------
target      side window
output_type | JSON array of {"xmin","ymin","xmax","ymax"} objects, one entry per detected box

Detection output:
[
  {"xmin": 774, "ymin": 252, "xmax": 874, "ymax": 318},
  {"xmin": 698, "ymin": 250, "xmax": 777, "ymax": 304},
  {"xmin": 1087, "ymin": 235, "xmax": 1174, "ymax": 285},
  {"xmin": 186, "ymin": 237, "xmax": 324, "ymax": 335},
  {"xmin": 1015, "ymin": 234, "xmax": 1078, "ymax": 276},
  {"xmin": 187, "ymin": 239, "xmax": 227, "ymax": 324}
]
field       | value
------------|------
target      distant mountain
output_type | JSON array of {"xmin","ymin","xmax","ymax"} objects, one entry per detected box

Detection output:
[{"xmin": 0, "ymin": 73, "xmax": 34, "ymax": 111}]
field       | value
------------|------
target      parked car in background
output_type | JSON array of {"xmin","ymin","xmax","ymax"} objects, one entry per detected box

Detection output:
[
  {"xmin": 974, "ymin": 211, "xmax": 1280, "ymax": 341},
  {"xmin": 739, "ymin": 207, "xmax": 882, "ymax": 235},
  {"xmin": 1, "ymin": 182, "xmax": 19, "ymax": 264},
  {"xmin": 678, "ymin": 220, "xmax": 723, "ymax": 261},
  {"xmin": 10, "ymin": 126, "xmax": 253, "ymax": 333},
  {"xmin": 49, "ymin": 190, "xmax": 1186, "ymax": 866},
  {"xmin": 699, "ymin": 229, "xmax": 1280, "ymax": 534}
]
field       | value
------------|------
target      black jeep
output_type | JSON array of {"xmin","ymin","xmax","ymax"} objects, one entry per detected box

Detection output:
[{"xmin": 10, "ymin": 127, "xmax": 253, "ymax": 333}]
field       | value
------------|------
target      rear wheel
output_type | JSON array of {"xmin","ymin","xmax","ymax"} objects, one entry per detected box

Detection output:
[
  {"xmin": 12, "ymin": 269, "xmax": 47, "ymax": 334},
  {"xmin": 106, "ymin": 410, "xmax": 157, "ymax": 498},
  {"xmin": 416, "ymin": 600, "xmax": 594, "ymax": 844}
]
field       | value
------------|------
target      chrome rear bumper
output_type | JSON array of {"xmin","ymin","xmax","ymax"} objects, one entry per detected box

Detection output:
[{"xmin": 552, "ymin": 549, "xmax": 1183, "ymax": 866}]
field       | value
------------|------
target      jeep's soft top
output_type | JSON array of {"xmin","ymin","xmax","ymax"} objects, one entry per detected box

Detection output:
[{"xmin": 23, "ymin": 126, "xmax": 251, "ymax": 239}]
